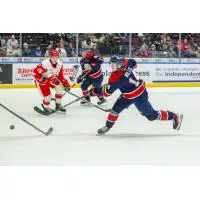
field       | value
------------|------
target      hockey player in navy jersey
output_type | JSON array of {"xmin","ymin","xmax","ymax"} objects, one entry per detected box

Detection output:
[
  {"xmin": 90, "ymin": 56, "xmax": 183, "ymax": 134},
  {"xmin": 77, "ymin": 48, "xmax": 106, "ymax": 105}
]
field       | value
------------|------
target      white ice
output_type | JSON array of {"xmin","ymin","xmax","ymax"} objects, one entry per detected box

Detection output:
[{"xmin": 0, "ymin": 87, "xmax": 200, "ymax": 165}]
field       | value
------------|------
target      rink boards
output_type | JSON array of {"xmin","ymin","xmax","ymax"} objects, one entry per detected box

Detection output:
[{"xmin": 1, "ymin": 62, "xmax": 200, "ymax": 88}]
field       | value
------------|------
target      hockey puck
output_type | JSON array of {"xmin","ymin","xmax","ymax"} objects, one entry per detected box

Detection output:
[{"xmin": 10, "ymin": 125, "xmax": 15, "ymax": 130}]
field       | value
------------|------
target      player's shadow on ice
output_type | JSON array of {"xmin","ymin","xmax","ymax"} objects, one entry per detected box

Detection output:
[
  {"xmin": 103, "ymin": 133, "xmax": 182, "ymax": 139},
  {"xmin": 0, "ymin": 135, "xmax": 44, "ymax": 141}
]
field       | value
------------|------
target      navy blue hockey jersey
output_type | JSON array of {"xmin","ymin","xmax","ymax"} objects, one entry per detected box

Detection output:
[
  {"xmin": 94, "ymin": 58, "xmax": 146, "ymax": 99},
  {"xmin": 80, "ymin": 53, "xmax": 104, "ymax": 79}
]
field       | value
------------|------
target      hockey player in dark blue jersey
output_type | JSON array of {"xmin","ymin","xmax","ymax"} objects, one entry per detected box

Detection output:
[
  {"xmin": 90, "ymin": 56, "xmax": 183, "ymax": 134},
  {"xmin": 77, "ymin": 48, "xmax": 106, "ymax": 105}
]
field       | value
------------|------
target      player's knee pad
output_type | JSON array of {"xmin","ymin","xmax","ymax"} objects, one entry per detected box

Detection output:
[
  {"xmin": 110, "ymin": 109, "xmax": 119, "ymax": 116},
  {"xmin": 145, "ymin": 112, "xmax": 158, "ymax": 121},
  {"xmin": 112, "ymin": 103, "xmax": 124, "ymax": 114},
  {"xmin": 112, "ymin": 97, "xmax": 131, "ymax": 113}
]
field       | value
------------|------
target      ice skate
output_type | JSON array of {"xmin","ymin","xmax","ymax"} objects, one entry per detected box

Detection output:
[
  {"xmin": 172, "ymin": 113, "xmax": 183, "ymax": 131},
  {"xmin": 97, "ymin": 126, "xmax": 110, "ymax": 135},
  {"xmin": 80, "ymin": 96, "xmax": 91, "ymax": 105},
  {"xmin": 56, "ymin": 103, "xmax": 66, "ymax": 112},
  {"xmin": 97, "ymin": 97, "xmax": 107, "ymax": 105}
]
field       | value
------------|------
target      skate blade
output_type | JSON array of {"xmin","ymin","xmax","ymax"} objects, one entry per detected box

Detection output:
[
  {"xmin": 176, "ymin": 114, "xmax": 183, "ymax": 131},
  {"xmin": 96, "ymin": 133, "xmax": 106, "ymax": 136},
  {"xmin": 80, "ymin": 103, "xmax": 92, "ymax": 106},
  {"xmin": 97, "ymin": 102, "xmax": 107, "ymax": 106}
]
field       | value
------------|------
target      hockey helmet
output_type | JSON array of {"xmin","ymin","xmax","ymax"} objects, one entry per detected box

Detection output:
[
  {"xmin": 109, "ymin": 55, "xmax": 124, "ymax": 65},
  {"xmin": 50, "ymin": 49, "xmax": 59, "ymax": 57}
]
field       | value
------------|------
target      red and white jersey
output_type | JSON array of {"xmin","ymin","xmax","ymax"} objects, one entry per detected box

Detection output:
[{"xmin": 33, "ymin": 58, "xmax": 65, "ymax": 83}]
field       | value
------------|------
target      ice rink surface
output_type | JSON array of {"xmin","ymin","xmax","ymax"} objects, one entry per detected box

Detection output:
[{"xmin": 0, "ymin": 87, "xmax": 200, "ymax": 166}]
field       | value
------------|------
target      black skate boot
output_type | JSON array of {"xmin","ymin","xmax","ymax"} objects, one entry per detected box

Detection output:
[
  {"xmin": 80, "ymin": 96, "xmax": 91, "ymax": 105},
  {"xmin": 97, "ymin": 126, "xmax": 110, "ymax": 135},
  {"xmin": 97, "ymin": 97, "xmax": 107, "ymax": 105},
  {"xmin": 56, "ymin": 103, "xmax": 66, "ymax": 112},
  {"xmin": 172, "ymin": 113, "xmax": 183, "ymax": 131}
]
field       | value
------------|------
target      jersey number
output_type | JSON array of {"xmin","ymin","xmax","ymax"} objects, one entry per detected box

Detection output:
[{"xmin": 129, "ymin": 71, "xmax": 140, "ymax": 86}]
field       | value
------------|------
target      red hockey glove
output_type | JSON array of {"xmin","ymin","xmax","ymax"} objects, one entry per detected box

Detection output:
[
  {"xmin": 48, "ymin": 75, "xmax": 60, "ymax": 87},
  {"xmin": 63, "ymin": 80, "xmax": 70, "ymax": 91}
]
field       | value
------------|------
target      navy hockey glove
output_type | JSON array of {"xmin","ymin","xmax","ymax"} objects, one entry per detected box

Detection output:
[
  {"xmin": 77, "ymin": 75, "xmax": 84, "ymax": 84},
  {"xmin": 124, "ymin": 59, "xmax": 137, "ymax": 78}
]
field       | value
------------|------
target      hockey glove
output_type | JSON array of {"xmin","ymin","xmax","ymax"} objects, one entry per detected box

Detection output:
[
  {"xmin": 47, "ymin": 75, "xmax": 60, "ymax": 87},
  {"xmin": 63, "ymin": 80, "xmax": 71, "ymax": 91},
  {"xmin": 77, "ymin": 75, "xmax": 84, "ymax": 84}
]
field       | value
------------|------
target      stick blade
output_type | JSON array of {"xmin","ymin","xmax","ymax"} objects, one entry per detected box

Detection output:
[{"xmin": 44, "ymin": 127, "xmax": 53, "ymax": 136}]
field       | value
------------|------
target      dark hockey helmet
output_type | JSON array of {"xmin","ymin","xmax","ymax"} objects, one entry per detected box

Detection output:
[
  {"xmin": 109, "ymin": 55, "xmax": 125, "ymax": 71},
  {"xmin": 79, "ymin": 48, "xmax": 91, "ymax": 53},
  {"xmin": 109, "ymin": 55, "xmax": 124, "ymax": 65},
  {"xmin": 80, "ymin": 48, "xmax": 92, "ymax": 58}
]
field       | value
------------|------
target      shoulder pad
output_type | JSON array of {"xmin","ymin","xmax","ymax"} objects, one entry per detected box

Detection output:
[
  {"xmin": 36, "ymin": 63, "xmax": 42, "ymax": 68},
  {"xmin": 41, "ymin": 59, "xmax": 49, "ymax": 67},
  {"xmin": 123, "ymin": 59, "xmax": 129, "ymax": 67},
  {"xmin": 128, "ymin": 59, "xmax": 137, "ymax": 68},
  {"xmin": 34, "ymin": 64, "xmax": 47, "ymax": 73},
  {"xmin": 108, "ymin": 70, "xmax": 125, "ymax": 83}
]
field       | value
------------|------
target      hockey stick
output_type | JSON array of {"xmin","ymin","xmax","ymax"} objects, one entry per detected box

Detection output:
[
  {"xmin": 66, "ymin": 91, "xmax": 111, "ymax": 112},
  {"xmin": 51, "ymin": 83, "xmax": 76, "ymax": 102},
  {"xmin": 51, "ymin": 65, "xmax": 80, "ymax": 102},
  {"xmin": 63, "ymin": 94, "xmax": 86, "ymax": 107},
  {"xmin": 37, "ymin": 94, "xmax": 87, "ymax": 116},
  {"xmin": 0, "ymin": 103, "xmax": 53, "ymax": 136},
  {"xmin": 51, "ymin": 69, "xmax": 90, "ymax": 102},
  {"xmin": 34, "ymin": 65, "xmax": 81, "ymax": 116},
  {"xmin": 57, "ymin": 65, "xmax": 111, "ymax": 112},
  {"xmin": 50, "ymin": 78, "xmax": 111, "ymax": 112},
  {"xmin": 40, "ymin": 87, "xmax": 111, "ymax": 116}
]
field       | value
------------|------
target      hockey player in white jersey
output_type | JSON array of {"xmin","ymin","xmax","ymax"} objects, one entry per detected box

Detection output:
[{"xmin": 33, "ymin": 49, "xmax": 70, "ymax": 115}]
